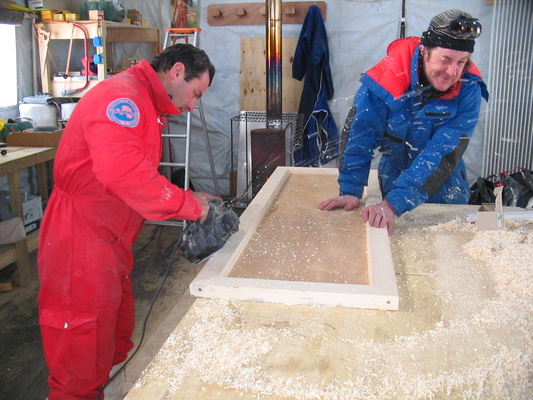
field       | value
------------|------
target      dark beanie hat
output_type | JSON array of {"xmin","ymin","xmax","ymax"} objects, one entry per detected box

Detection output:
[{"xmin": 421, "ymin": 9, "xmax": 481, "ymax": 53}]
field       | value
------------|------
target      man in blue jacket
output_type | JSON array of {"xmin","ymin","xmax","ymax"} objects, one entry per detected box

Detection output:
[{"xmin": 319, "ymin": 9, "xmax": 488, "ymax": 234}]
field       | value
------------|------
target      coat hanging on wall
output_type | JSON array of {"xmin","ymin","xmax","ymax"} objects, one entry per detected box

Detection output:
[{"xmin": 292, "ymin": 5, "xmax": 338, "ymax": 167}]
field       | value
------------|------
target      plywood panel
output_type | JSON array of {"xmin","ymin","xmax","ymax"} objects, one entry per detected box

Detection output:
[
  {"xmin": 190, "ymin": 167, "xmax": 398, "ymax": 310},
  {"xmin": 229, "ymin": 173, "xmax": 368, "ymax": 284},
  {"xmin": 240, "ymin": 37, "xmax": 304, "ymax": 112}
]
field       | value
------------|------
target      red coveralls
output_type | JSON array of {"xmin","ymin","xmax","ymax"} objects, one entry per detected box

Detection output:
[{"xmin": 37, "ymin": 60, "xmax": 202, "ymax": 399}]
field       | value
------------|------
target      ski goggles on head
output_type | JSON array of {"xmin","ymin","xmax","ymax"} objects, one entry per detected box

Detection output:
[{"xmin": 435, "ymin": 18, "xmax": 483, "ymax": 39}]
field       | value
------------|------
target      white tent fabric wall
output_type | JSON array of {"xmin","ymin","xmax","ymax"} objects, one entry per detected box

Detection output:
[
  {"xmin": 164, "ymin": 0, "xmax": 495, "ymax": 195},
  {"xmin": 140, "ymin": 0, "xmax": 495, "ymax": 196},
  {"xmin": 2, "ymin": 0, "xmax": 498, "ymax": 198}
]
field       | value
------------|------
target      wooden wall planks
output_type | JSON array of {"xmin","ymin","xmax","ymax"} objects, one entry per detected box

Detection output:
[{"xmin": 240, "ymin": 37, "xmax": 303, "ymax": 112}]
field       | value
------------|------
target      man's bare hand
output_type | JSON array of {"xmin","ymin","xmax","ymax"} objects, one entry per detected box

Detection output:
[
  {"xmin": 191, "ymin": 192, "xmax": 222, "ymax": 223},
  {"xmin": 318, "ymin": 195, "xmax": 360, "ymax": 211},
  {"xmin": 361, "ymin": 200, "xmax": 396, "ymax": 235}
]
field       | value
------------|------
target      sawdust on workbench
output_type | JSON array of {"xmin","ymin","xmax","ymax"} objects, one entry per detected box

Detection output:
[{"xmin": 130, "ymin": 220, "xmax": 533, "ymax": 400}]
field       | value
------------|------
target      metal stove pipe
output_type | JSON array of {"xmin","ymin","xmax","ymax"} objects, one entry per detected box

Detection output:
[
  {"xmin": 248, "ymin": 0, "xmax": 284, "ymax": 197},
  {"xmin": 265, "ymin": 0, "xmax": 282, "ymax": 128}
]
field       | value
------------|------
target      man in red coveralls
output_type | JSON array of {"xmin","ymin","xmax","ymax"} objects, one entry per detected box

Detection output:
[{"xmin": 38, "ymin": 43, "xmax": 218, "ymax": 400}]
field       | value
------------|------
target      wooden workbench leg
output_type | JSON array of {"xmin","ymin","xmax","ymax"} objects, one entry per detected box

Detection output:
[
  {"xmin": 7, "ymin": 171, "xmax": 31, "ymax": 287},
  {"xmin": 13, "ymin": 240, "xmax": 31, "ymax": 287},
  {"xmin": 36, "ymin": 161, "xmax": 51, "ymax": 202}
]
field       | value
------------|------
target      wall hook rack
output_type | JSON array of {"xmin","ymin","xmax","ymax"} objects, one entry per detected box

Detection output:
[{"xmin": 207, "ymin": 1, "xmax": 326, "ymax": 26}]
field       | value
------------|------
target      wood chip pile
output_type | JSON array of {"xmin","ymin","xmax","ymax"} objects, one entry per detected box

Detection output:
[{"xmin": 128, "ymin": 220, "xmax": 533, "ymax": 400}]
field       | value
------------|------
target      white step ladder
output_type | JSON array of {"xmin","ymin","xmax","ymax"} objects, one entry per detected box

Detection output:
[{"xmin": 149, "ymin": 28, "xmax": 220, "ymax": 228}]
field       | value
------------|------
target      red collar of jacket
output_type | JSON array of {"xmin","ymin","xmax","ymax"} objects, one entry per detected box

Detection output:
[
  {"xmin": 366, "ymin": 37, "xmax": 483, "ymax": 100},
  {"xmin": 126, "ymin": 60, "xmax": 180, "ymax": 115}
]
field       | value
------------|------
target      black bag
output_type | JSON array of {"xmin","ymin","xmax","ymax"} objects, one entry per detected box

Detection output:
[
  {"xmin": 500, "ymin": 169, "xmax": 533, "ymax": 207},
  {"xmin": 469, "ymin": 176, "xmax": 497, "ymax": 205},
  {"xmin": 469, "ymin": 169, "xmax": 533, "ymax": 208}
]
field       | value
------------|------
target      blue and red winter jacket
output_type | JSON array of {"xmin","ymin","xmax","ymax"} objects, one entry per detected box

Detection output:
[{"xmin": 338, "ymin": 37, "xmax": 489, "ymax": 216}]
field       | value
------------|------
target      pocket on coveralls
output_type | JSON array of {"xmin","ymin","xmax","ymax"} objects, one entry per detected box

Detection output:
[{"xmin": 40, "ymin": 307, "xmax": 98, "ymax": 380}]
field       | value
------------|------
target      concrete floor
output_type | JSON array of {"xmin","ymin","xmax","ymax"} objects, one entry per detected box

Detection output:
[{"xmin": 0, "ymin": 223, "xmax": 203, "ymax": 400}]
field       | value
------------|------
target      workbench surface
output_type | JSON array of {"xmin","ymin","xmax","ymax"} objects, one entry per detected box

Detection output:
[
  {"xmin": 125, "ymin": 202, "xmax": 532, "ymax": 400},
  {"xmin": 0, "ymin": 146, "xmax": 55, "ymax": 175}
]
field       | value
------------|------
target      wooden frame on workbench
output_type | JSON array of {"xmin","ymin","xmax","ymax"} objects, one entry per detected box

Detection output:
[{"xmin": 190, "ymin": 167, "xmax": 399, "ymax": 310}]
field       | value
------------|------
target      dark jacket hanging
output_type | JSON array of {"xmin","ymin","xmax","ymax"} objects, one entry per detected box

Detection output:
[{"xmin": 292, "ymin": 5, "xmax": 338, "ymax": 166}]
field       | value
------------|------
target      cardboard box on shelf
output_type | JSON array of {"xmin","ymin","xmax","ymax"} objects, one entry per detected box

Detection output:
[
  {"xmin": 65, "ymin": 12, "xmax": 80, "ymax": 21},
  {"xmin": 5, "ymin": 129, "xmax": 63, "ymax": 147},
  {"xmin": 53, "ymin": 11, "xmax": 65, "ymax": 20},
  {"xmin": 88, "ymin": 9, "xmax": 104, "ymax": 21},
  {"xmin": 51, "ymin": 10, "xmax": 79, "ymax": 21},
  {"xmin": 127, "ymin": 9, "xmax": 142, "ymax": 20},
  {"xmin": 80, "ymin": 1, "xmax": 124, "ymax": 22},
  {"xmin": 23, "ymin": 219, "xmax": 41, "ymax": 235},
  {"xmin": 0, "ymin": 195, "xmax": 43, "ymax": 227},
  {"xmin": 40, "ymin": 9, "xmax": 55, "ymax": 20}
]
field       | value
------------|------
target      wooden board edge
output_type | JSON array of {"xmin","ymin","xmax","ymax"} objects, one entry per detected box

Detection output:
[
  {"xmin": 190, "ymin": 277, "xmax": 399, "ymax": 311},
  {"xmin": 366, "ymin": 224, "xmax": 398, "ymax": 292}
]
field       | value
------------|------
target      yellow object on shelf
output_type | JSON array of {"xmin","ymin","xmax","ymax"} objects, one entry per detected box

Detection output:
[
  {"xmin": 40, "ymin": 10, "xmax": 55, "ymax": 20},
  {"xmin": 65, "ymin": 12, "xmax": 80, "ymax": 21}
]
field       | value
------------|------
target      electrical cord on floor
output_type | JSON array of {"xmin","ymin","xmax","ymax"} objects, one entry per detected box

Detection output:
[{"xmin": 96, "ymin": 233, "xmax": 185, "ymax": 400}]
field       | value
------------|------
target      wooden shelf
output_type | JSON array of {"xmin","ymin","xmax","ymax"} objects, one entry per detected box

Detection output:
[
  {"xmin": 36, "ymin": 20, "xmax": 160, "ymax": 97},
  {"xmin": 0, "ymin": 147, "xmax": 56, "ymax": 286}
]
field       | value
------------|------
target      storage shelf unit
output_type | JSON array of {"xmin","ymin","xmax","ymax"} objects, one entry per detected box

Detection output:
[
  {"xmin": 0, "ymin": 147, "xmax": 56, "ymax": 287},
  {"xmin": 36, "ymin": 20, "xmax": 160, "ymax": 97}
]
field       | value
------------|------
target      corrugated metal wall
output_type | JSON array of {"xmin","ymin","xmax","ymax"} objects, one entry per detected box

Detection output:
[{"xmin": 482, "ymin": 0, "xmax": 533, "ymax": 176}]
